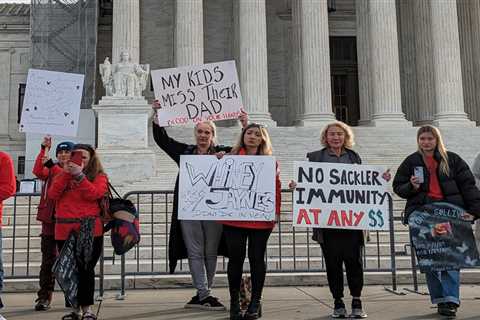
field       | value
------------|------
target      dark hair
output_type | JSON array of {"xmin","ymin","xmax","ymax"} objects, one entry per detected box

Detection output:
[{"xmin": 73, "ymin": 144, "xmax": 105, "ymax": 181}]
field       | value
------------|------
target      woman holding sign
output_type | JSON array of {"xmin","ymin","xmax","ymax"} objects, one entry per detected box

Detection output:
[
  {"xmin": 393, "ymin": 125, "xmax": 480, "ymax": 317},
  {"xmin": 32, "ymin": 137, "xmax": 74, "ymax": 311},
  {"xmin": 152, "ymin": 101, "xmax": 248, "ymax": 311},
  {"xmin": 222, "ymin": 123, "xmax": 281, "ymax": 320},
  {"xmin": 289, "ymin": 122, "xmax": 387, "ymax": 318},
  {"xmin": 48, "ymin": 144, "xmax": 108, "ymax": 320}
]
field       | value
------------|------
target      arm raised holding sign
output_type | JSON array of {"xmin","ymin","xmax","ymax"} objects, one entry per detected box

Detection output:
[
  {"xmin": 151, "ymin": 100, "xmax": 249, "ymax": 310},
  {"xmin": 220, "ymin": 123, "xmax": 281, "ymax": 320}
]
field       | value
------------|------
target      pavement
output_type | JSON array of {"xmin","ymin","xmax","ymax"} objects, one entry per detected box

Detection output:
[{"xmin": 0, "ymin": 285, "xmax": 479, "ymax": 320}]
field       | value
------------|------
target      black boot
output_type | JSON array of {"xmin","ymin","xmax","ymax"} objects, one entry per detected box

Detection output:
[
  {"xmin": 230, "ymin": 290, "xmax": 243, "ymax": 320},
  {"xmin": 244, "ymin": 298, "xmax": 262, "ymax": 320}
]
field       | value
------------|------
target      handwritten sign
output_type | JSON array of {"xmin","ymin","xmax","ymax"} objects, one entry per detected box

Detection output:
[
  {"xmin": 19, "ymin": 69, "xmax": 84, "ymax": 137},
  {"xmin": 292, "ymin": 162, "xmax": 390, "ymax": 230},
  {"xmin": 178, "ymin": 155, "xmax": 276, "ymax": 221},
  {"xmin": 53, "ymin": 233, "xmax": 79, "ymax": 308},
  {"xmin": 151, "ymin": 60, "xmax": 243, "ymax": 126},
  {"xmin": 409, "ymin": 202, "xmax": 480, "ymax": 272}
]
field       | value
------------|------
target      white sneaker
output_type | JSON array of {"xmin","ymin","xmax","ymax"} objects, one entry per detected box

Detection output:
[{"xmin": 0, "ymin": 314, "xmax": 7, "ymax": 320}]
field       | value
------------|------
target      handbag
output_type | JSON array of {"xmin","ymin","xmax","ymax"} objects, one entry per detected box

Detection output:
[{"xmin": 101, "ymin": 182, "xmax": 140, "ymax": 255}]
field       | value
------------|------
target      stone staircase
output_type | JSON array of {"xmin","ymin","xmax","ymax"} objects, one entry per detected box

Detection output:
[{"xmin": 3, "ymin": 125, "xmax": 480, "ymax": 292}]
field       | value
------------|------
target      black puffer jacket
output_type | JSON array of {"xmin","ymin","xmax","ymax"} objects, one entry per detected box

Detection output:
[
  {"xmin": 152, "ymin": 123, "xmax": 231, "ymax": 273},
  {"xmin": 393, "ymin": 150, "xmax": 480, "ymax": 223}
]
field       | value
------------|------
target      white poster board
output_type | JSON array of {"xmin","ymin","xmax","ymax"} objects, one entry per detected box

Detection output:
[
  {"xmin": 151, "ymin": 60, "xmax": 243, "ymax": 126},
  {"xmin": 292, "ymin": 162, "xmax": 390, "ymax": 231},
  {"xmin": 19, "ymin": 69, "xmax": 85, "ymax": 137},
  {"xmin": 179, "ymin": 155, "xmax": 276, "ymax": 221}
]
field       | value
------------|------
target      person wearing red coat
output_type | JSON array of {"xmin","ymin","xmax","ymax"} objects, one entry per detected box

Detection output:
[
  {"xmin": 222, "ymin": 123, "xmax": 281, "ymax": 320},
  {"xmin": 32, "ymin": 137, "xmax": 74, "ymax": 311},
  {"xmin": 48, "ymin": 144, "xmax": 107, "ymax": 320},
  {"xmin": 0, "ymin": 150, "xmax": 16, "ymax": 311}
]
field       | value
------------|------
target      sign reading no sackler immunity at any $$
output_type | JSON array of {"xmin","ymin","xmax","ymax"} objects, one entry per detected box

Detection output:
[
  {"xmin": 178, "ymin": 155, "xmax": 276, "ymax": 221},
  {"xmin": 151, "ymin": 60, "xmax": 244, "ymax": 127},
  {"xmin": 293, "ymin": 162, "xmax": 390, "ymax": 231}
]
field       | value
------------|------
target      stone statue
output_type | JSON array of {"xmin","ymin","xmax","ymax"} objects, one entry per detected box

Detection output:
[
  {"xmin": 99, "ymin": 51, "xmax": 150, "ymax": 98},
  {"xmin": 99, "ymin": 57, "xmax": 113, "ymax": 96}
]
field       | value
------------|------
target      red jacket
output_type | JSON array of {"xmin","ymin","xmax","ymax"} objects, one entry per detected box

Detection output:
[
  {"xmin": 48, "ymin": 171, "xmax": 108, "ymax": 240},
  {"xmin": 222, "ymin": 149, "xmax": 282, "ymax": 230},
  {"xmin": 0, "ymin": 152, "xmax": 16, "ymax": 226},
  {"xmin": 32, "ymin": 147, "xmax": 63, "ymax": 235}
]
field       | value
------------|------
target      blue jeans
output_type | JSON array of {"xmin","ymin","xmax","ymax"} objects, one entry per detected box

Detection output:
[{"xmin": 425, "ymin": 270, "xmax": 460, "ymax": 305}]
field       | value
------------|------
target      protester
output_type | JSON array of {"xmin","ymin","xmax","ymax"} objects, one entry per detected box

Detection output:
[
  {"xmin": 32, "ymin": 137, "xmax": 74, "ymax": 311},
  {"xmin": 393, "ymin": 125, "xmax": 480, "ymax": 317},
  {"xmin": 289, "ymin": 121, "xmax": 390, "ymax": 318},
  {"xmin": 48, "ymin": 144, "xmax": 108, "ymax": 320},
  {"xmin": 222, "ymin": 123, "xmax": 281, "ymax": 320},
  {"xmin": 0, "ymin": 150, "xmax": 16, "ymax": 312},
  {"xmin": 151, "ymin": 101, "xmax": 247, "ymax": 311}
]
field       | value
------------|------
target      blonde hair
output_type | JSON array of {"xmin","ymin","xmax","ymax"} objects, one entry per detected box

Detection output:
[
  {"xmin": 417, "ymin": 125, "xmax": 449, "ymax": 176},
  {"xmin": 320, "ymin": 121, "xmax": 355, "ymax": 149},
  {"xmin": 194, "ymin": 121, "xmax": 217, "ymax": 146},
  {"xmin": 231, "ymin": 123, "xmax": 273, "ymax": 155}
]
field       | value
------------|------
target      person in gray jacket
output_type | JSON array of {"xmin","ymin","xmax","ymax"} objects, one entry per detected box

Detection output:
[{"xmin": 471, "ymin": 153, "xmax": 480, "ymax": 251}]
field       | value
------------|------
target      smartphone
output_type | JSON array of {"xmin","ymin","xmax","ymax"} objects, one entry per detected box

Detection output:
[
  {"xmin": 70, "ymin": 151, "xmax": 83, "ymax": 166},
  {"xmin": 414, "ymin": 166, "xmax": 424, "ymax": 184}
]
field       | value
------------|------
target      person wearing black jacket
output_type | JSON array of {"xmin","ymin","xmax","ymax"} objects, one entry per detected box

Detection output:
[
  {"xmin": 289, "ymin": 122, "xmax": 390, "ymax": 319},
  {"xmin": 152, "ymin": 101, "xmax": 247, "ymax": 311},
  {"xmin": 393, "ymin": 125, "xmax": 480, "ymax": 317}
]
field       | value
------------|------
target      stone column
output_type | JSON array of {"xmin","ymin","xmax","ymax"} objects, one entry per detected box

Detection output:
[
  {"xmin": 413, "ymin": 0, "xmax": 435, "ymax": 125},
  {"xmin": 430, "ymin": 0, "xmax": 475, "ymax": 126},
  {"xmin": 112, "ymin": 0, "xmax": 140, "ymax": 64},
  {"xmin": 356, "ymin": 0, "xmax": 371, "ymax": 125},
  {"xmin": 236, "ymin": 0, "xmax": 275, "ymax": 125},
  {"xmin": 368, "ymin": 0, "xmax": 410, "ymax": 126},
  {"xmin": 175, "ymin": 0, "xmax": 204, "ymax": 66},
  {"xmin": 457, "ymin": 0, "xmax": 479, "ymax": 124},
  {"xmin": 293, "ymin": 0, "xmax": 335, "ymax": 126}
]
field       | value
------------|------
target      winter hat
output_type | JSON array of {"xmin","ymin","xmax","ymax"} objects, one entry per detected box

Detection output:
[{"xmin": 55, "ymin": 141, "xmax": 75, "ymax": 156}]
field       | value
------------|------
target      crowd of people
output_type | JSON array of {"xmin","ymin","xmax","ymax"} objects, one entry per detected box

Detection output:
[{"xmin": 0, "ymin": 102, "xmax": 479, "ymax": 319}]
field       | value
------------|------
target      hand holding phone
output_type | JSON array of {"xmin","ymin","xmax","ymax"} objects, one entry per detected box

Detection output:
[
  {"xmin": 70, "ymin": 151, "xmax": 83, "ymax": 166},
  {"xmin": 414, "ymin": 166, "xmax": 424, "ymax": 184}
]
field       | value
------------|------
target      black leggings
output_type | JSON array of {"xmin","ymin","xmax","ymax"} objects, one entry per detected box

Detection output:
[
  {"xmin": 57, "ymin": 236, "xmax": 103, "ymax": 306},
  {"xmin": 320, "ymin": 229, "xmax": 364, "ymax": 299},
  {"xmin": 223, "ymin": 225, "xmax": 272, "ymax": 300}
]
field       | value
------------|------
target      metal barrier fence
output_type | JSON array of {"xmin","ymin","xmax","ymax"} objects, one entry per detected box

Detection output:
[{"xmin": 3, "ymin": 190, "xmax": 415, "ymax": 298}]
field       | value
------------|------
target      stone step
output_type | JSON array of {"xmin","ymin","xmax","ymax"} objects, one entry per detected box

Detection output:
[
  {"xmin": 0, "ymin": 230, "xmax": 410, "ymax": 251},
  {"xmin": 4, "ymin": 255, "xmax": 416, "ymax": 277},
  {"xmin": 1, "ymin": 242, "xmax": 409, "ymax": 264}
]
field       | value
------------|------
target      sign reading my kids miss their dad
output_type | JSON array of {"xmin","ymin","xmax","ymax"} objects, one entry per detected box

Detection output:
[
  {"xmin": 178, "ymin": 155, "xmax": 276, "ymax": 221},
  {"xmin": 151, "ymin": 60, "xmax": 244, "ymax": 127},
  {"xmin": 293, "ymin": 162, "xmax": 390, "ymax": 231}
]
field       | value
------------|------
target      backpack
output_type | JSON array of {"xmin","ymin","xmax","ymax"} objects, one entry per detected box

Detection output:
[{"xmin": 102, "ymin": 183, "xmax": 140, "ymax": 255}]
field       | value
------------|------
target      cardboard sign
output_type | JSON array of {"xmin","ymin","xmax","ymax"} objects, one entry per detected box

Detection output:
[
  {"xmin": 151, "ymin": 60, "xmax": 243, "ymax": 126},
  {"xmin": 409, "ymin": 202, "xmax": 480, "ymax": 272},
  {"xmin": 19, "ymin": 69, "xmax": 84, "ymax": 137},
  {"xmin": 178, "ymin": 155, "xmax": 276, "ymax": 221},
  {"xmin": 53, "ymin": 233, "xmax": 79, "ymax": 308},
  {"xmin": 292, "ymin": 161, "xmax": 390, "ymax": 230}
]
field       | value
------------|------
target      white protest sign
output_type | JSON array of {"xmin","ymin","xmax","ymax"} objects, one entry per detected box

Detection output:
[
  {"xmin": 293, "ymin": 161, "xmax": 390, "ymax": 231},
  {"xmin": 19, "ymin": 69, "xmax": 84, "ymax": 137},
  {"xmin": 179, "ymin": 155, "xmax": 276, "ymax": 221},
  {"xmin": 151, "ymin": 60, "xmax": 243, "ymax": 126}
]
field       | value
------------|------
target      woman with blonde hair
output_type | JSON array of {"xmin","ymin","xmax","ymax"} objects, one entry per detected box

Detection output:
[
  {"xmin": 223, "ymin": 123, "xmax": 281, "ymax": 320},
  {"xmin": 48, "ymin": 144, "xmax": 108, "ymax": 320},
  {"xmin": 151, "ymin": 101, "xmax": 248, "ymax": 311},
  {"xmin": 393, "ymin": 125, "xmax": 480, "ymax": 317},
  {"xmin": 289, "ymin": 121, "xmax": 388, "ymax": 318}
]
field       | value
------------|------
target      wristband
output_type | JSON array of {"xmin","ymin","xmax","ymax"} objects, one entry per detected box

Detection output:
[{"xmin": 74, "ymin": 172, "xmax": 85, "ymax": 182}]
